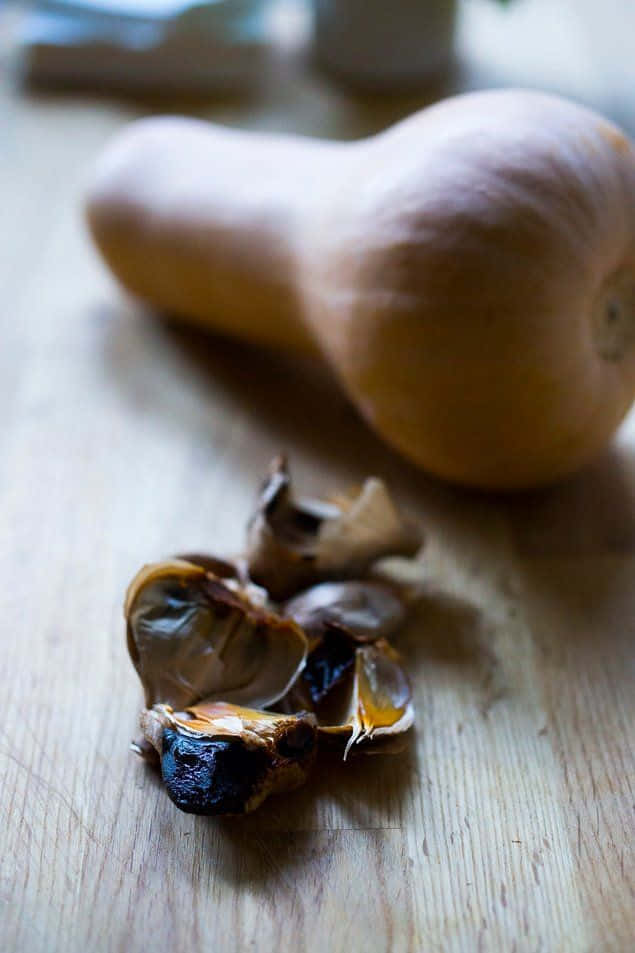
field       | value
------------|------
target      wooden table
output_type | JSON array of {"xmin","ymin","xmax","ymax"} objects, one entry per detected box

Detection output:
[{"xmin": 1, "ymin": 2, "xmax": 633, "ymax": 950}]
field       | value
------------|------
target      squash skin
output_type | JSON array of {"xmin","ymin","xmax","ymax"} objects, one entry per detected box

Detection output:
[
  {"xmin": 85, "ymin": 90, "xmax": 635, "ymax": 489},
  {"xmin": 85, "ymin": 116, "xmax": 341, "ymax": 353}
]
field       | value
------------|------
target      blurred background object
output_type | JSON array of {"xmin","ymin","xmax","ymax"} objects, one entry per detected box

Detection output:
[
  {"xmin": 17, "ymin": 0, "xmax": 272, "ymax": 92},
  {"xmin": 3, "ymin": 0, "xmax": 632, "ymax": 135},
  {"xmin": 312, "ymin": 0, "xmax": 457, "ymax": 89}
]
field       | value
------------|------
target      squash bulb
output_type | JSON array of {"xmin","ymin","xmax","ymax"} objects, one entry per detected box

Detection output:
[{"xmin": 86, "ymin": 89, "xmax": 635, "ymax": 489}]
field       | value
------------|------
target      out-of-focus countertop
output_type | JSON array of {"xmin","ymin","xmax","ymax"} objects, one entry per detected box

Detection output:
[{"xmin": 1, "ymin": 2, "xmax": 633, "ymax": 952}]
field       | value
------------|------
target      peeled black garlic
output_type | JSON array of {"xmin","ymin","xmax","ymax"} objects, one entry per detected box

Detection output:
[
  {"xmin": 125, "ymin": 459, "xmax": 422, "ymax": 816},
  {"xmin": 141, "ymin": 702, "xmax": 317, "ymax": 815}
]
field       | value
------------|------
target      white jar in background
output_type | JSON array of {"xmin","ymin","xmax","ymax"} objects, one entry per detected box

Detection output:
[{"xmin": 312, "ymin": 0, "xmax": 457, "ymax": 89}]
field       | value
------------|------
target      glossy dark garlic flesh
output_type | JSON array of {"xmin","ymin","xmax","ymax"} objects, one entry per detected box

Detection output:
[{"xmin": 141, "ymin": 703, "xmax": 317, "ymax": 815}]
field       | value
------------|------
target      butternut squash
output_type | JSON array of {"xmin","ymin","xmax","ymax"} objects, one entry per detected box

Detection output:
[{"xmin": 85, "ymin": 89, "xmax": 635, "ymax": 489}]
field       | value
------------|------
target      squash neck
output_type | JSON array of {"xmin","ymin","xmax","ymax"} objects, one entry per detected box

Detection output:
[{"xmin": 212, "ymin": 132, "xmax": 351, "ymax": 354}]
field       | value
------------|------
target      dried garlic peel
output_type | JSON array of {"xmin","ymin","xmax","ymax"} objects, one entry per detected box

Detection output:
[
  {"xmin": 283, "ymin": 580, "xmax": 407, "ymax": 646},
  {"xmin": 319, "ymin": 641, "xmax": 414, "ymax": 758},
  {"xmin": 246, "ymin": 456, "xmax": 421, "ymax": 599},
  {"xmin": 126, "ymin": 560, "xmax": 307, "ymax": 711}
]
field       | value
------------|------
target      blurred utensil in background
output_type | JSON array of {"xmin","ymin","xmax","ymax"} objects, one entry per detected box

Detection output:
[
  {"xmin": 18, "ymin": 0, "xmax": 272, "ymax": 92},
  {"xmin": 313, "ymin": 0, "xmax": 458, "ymax": 90}
]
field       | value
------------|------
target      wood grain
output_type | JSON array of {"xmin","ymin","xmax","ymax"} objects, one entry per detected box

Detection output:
[{"xmin": 1, "ymin": 2, "xmax": 634, "ymax": 951}]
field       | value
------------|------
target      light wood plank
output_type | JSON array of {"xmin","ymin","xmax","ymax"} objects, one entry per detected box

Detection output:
[{"xmin": 1, "ymin": 2, "xmax": 634, "ymax": 950}]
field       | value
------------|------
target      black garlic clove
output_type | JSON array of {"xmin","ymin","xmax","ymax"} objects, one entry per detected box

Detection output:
[{"xmin": 141, "ymin": 702, "xmax": 317, "ymax": 815}]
